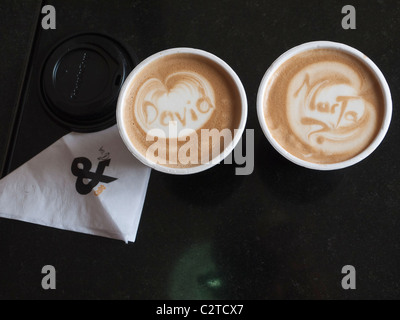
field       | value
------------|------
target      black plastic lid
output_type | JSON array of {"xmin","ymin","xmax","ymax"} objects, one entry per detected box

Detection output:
[{"xmin": 40, "ymin": 33, "xmax": 136, "ymax": 133}]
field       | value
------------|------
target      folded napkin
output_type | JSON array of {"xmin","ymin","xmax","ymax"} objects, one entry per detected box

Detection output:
[{"xmin": 0, "ymin": 125, "xmax": 151, "ymax": 243}]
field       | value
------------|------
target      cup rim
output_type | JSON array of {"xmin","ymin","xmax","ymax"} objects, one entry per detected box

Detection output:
[
  {"xmin": 117, "ymin": 47, "xmax": 248, "ymax": 175},
  {"xmin": 257, "ymin": 40, "xmax": 392, "ymax": 171}
]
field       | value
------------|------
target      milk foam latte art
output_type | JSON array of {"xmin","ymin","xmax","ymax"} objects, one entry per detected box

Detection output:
[
  {"xmin": 134, "ymin": 70, "xmax": 216, "ymax": 139},
  {"xmin": 117, "ymin": 48, "xmax": 247, "ymax": 174},
  {"xmin": 287, "ymin": 60, "xmax": 378, "ymax": 157},
  {"xmin": 258, "ymin": 42, "xmax": 391, "ymax": 169}
]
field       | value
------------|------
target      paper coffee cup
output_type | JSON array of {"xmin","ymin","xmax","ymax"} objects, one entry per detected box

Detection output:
[
  {"xmin": 257, "ymin": 41, "xmax": 392, "ymax": 170},
  {"xmin": 117, "ymin": 48, "xmax": 248, "ymax": 174}
]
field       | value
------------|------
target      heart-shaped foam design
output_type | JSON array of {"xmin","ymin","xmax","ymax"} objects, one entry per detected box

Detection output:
[
  {"xmin": 287, "ymin": 61, "xmax": 377, "ymax": 156},
  {"xmin": 134, "ymin": 71, "xmax": 215, "ymax": 139}
]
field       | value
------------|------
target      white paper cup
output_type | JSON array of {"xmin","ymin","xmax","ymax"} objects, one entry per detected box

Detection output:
[
  {"xmin": 257, "ymin": 41, "xmax": 392, "ymax": 170},
  {"xmin": 117, "ymin": 48, "xmax": 248, "ymax": 175}
]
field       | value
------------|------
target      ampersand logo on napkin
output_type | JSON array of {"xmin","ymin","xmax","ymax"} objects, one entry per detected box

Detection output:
[
  {"xmin": 0, "ymin": 126, "xmax": 151, "ymax": 243},
  {"xmin": 71, "ymin": 156, "xmax": 118, "ymax": 196}
]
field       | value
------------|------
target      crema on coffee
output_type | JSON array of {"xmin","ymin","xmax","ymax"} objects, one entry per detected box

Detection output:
[
  {"xmin": 263, "ymin": 48, "xmax": 385, "ymax": 164},
  {"xmin": 123, "ymin": 53, "xmax": 242, "ymax": 168}
]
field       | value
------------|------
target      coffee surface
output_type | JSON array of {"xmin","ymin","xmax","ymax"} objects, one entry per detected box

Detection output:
[
  {"xmin": 264, "ymin": 48, "xmax": 385, "ymax": 164},
  {"xmin": 124, "ymin": 53, "xmax": 242, "ymax": 168}
]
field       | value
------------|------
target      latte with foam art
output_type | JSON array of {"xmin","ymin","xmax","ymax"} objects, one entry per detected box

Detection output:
[
  {"xmin": 123, "ymin": 52, "xmax": 243, "ymax": 168},
  {"xmin": 263, "ymin": 48, "xmax": 385, "ymax": 164}
]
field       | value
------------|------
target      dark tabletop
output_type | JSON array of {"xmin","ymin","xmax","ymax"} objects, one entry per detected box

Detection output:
[{"xmin": 0, "ymin": 0, "xmax": 399, "ymax": 300}]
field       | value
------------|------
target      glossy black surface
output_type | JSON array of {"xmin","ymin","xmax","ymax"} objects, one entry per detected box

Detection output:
[{"xmin": 0, "ymin": 0, "xmax": 399, "ymax": 299}]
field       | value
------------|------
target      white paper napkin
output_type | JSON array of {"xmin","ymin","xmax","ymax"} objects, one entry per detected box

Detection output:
[{"xmin": 0, "ymin": 125, "xmax": 151, "ymax": 243}]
